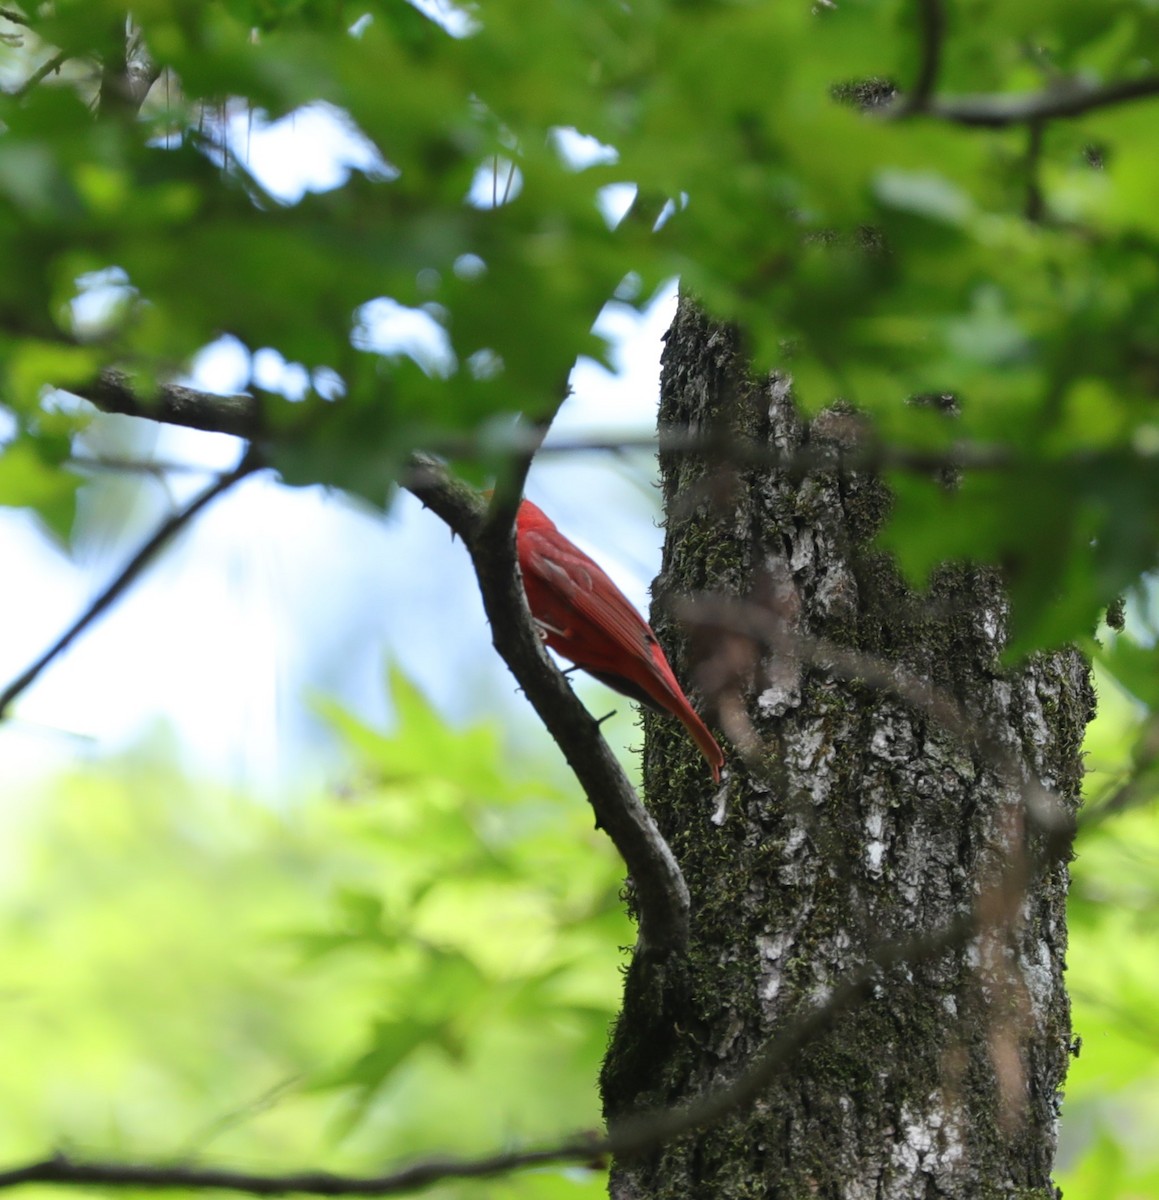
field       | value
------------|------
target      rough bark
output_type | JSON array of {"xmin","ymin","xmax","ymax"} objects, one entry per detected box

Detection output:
[{"xmin": 601, "ymin": 297, "xmax": 1094, "ymax": 1198}]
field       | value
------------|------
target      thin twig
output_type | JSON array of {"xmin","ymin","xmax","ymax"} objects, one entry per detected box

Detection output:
[
  {"xmin": 67, "ymin": 455, "xmax": 217, "ymax": 476},
  {"xmin": 11, "ymin": 49, "xmax": 70, "ymax": 99},
  {"xmin": 501, "ymin": 157, "xmax": 517, "ymax": 205},
  {"xmin": 1024, "ymin": 119, "xmax": 1046, "ymax": 222},
  {"xmin": 0, "ymin": 7, "xmax": 30, "ymax": 26},
  {"xmin": 0, "ymin": 447, "xmax": 260, "ymax": 721},
  {"xmin": 0, "ymin": 915, "xmax": 977, "ymax": 1197}
]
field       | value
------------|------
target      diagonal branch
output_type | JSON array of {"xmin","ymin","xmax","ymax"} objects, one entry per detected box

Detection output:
[
  {"xmin": 407, "ymin": 455, "xmax": 691, "ymax": 959},
  {"xmin": 11, "ymin": 49, "xmax": 70, "ymax": 99},
  {"xmin": 69, "ymin": 379, "xmax": 692, "ymax": 955},
  {"xmin": 0, "ymin": 447, "xmax": 260, "ymax": 721}
]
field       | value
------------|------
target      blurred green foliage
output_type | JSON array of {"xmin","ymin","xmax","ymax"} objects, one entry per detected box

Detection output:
[
  {"xmin": 0, "ymin": 672, "xmax": 628, "ymax": 1196},
  {"xmin": 5, "ymin": 649, "xmax": 1158, "ymax": 1197},
  {"xmin": 0, "ymin": 0, "xmax": 1158, "ymax": 652},
  {"xmin": 1060, "ymin": 617, "xmax": 1159, "ymax": 1197},
  {"xmin": 2, "ymin": 0, "xmax": 1159, "ymax": 1194}
]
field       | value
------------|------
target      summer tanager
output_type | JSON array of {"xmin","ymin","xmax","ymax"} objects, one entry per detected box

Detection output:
[{"xmin": 515, "ymin": 499, "xmax": 724, "ymax": 782}]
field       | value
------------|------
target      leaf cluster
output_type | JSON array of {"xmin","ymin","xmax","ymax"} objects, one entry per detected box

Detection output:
[
  {"xmin": 0, "ymin": 0, "xmax": 1158, "ymax": 652},
  {"xmin": 0, "ymin": 671, "xmax": 627, "ymax": 1197}
]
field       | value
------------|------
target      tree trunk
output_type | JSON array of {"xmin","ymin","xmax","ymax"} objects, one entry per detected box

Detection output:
[{"xmin": 601, "ymin": 296, "xmax": 1095, "ymax": 1198}]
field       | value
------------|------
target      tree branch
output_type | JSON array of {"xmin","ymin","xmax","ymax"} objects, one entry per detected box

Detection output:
[
  {"xmin": 900, "ymin": 73, "xmax": 1159, "ymax": 127},
  {"xmin": 75, "ymin": 371, "xmax": 264, "ymax": 441},
  {"xmin": 0, "ymin": 913, "xmax": 979, "ymax": 1197},
  {"xmin": 407, "ymin": 457, "xmax": 692, "ymax": 959},
  {"xmin": 0, "ymin": 1149, "xmax": 587, "ymax": 1197},
  {"xmin": 891, "ymin": 0, "xmax": 944, "ymax": 117},
  {"xmin": 0, "ymin": 447, "xmax": 259, "ymax": 721},
  {"xmin": 68, "ymin": 380, "xmax": 694, "ymax": 955},
  {"xmin": 11, "ymin": 50, "xmax": 70, "ymax": 99},
  {"xmin": 71, "ymin": 372, "xmax": 1028, "ymax": 477}
]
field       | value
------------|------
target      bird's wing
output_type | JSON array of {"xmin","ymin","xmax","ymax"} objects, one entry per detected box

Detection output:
[
  {"xmin": 521, "ymin": 521, "xmax": 725, "ymax": 781},
  {"xmin": 522, "ymin": 529, "xmax": 658, "ymax": 663}
]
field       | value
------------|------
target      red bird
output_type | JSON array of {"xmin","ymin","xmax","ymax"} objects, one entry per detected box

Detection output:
[{"xmin": 515, "ymin": 499, "xmax": 724, "ymax": 782}]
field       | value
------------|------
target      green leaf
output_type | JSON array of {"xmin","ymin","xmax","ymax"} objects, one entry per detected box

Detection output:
[
  {"xmin": 0, "ymin": 436, "xmax": 80, "ymax": 539},
  {"xmin": 1096, "ymin": 633, "xmax": 1159, "ymax": 708}
]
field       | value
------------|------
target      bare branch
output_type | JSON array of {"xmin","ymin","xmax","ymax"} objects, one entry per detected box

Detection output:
[
  {"xmin": 0, "ymin": 7, "xmax": 30, "ymax": 26},
  {"xmin": 407, "ymin": 456, "xmax": 691, "ymax": 959},
  {"xmin": 0, "ymin": 1149, "xmax": 588, "ymax": 1198},
  {"xmin": 74, "ymin": 371, "xmax": 264, "ymax": 441},
  {"xmin": 11, "ymin": 50, "xmax": 70, "ymax": 99},
  {"xmin": 891, "ymin": 0, "xmax": 944, "ymax": 116},
  {"xmin": 0, "ymin": 447, "xmax": 260, "ymax": 721},
  {"xmin": 914, "ymin": 74, "xmax": 1159, "ymax": 127},
  {"xmin": 888, "ymin": 0, "xmax": 1159, "ymax": 135}
]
